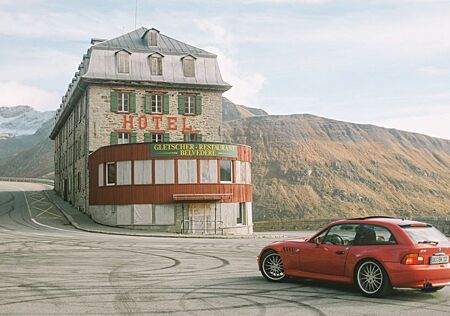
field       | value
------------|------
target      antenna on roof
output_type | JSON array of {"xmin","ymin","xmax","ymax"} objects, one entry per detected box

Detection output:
[{"xmin": 134, "ymin": 0, "xmax": 138, "ymax": 29}]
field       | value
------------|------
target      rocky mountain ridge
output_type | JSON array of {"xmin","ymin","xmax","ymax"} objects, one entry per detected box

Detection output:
[{"xmin": 0, "ymin": 105, "xmax": 55, "ymax": 138}]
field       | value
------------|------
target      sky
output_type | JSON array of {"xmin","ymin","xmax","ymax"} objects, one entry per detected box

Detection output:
[{"xmin": 0, "ymin": 0, "xmax": 449, "ymax": 139}]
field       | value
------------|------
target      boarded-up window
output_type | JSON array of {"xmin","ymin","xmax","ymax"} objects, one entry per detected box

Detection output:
[
  {"xmin": 183, "ymin": 57, "xmax": 195, "ymax": 77},
  {"xmin": 245, "ymin": 162, "xmax": 251, "ymax": 184},
  {"xmin": 98, "ymin": 164, "xmax": 104, "ymax": 187},
  {"xmin": 235, "ymin": 161, "xmax": 242, "ymax": 184},
  {"xmin": 150, "ymin": 56, "xmax": 162, "ymax": 75},
  {"xmin": 134, "ymin": 160, "xmax": 152, "ymax": 184},
  {"xmin": 117, "ymin": 161, "xmax": 131, "ymax": 185},
  {"xmin": 117, "ymin": 52, "xmax": 130, "ymax": 73},
  {"xmin": 117, "ymin": 205, "xmax": 132, "ymax": 225},
  {"xmin": 154, "ymin": 205, "xmax": 175, "ymax": 225},
  {"xmin": 134, "ymin": 204, "xmax": 152, "ymax": 225},
  {"xmin": 178, "ymin": 160, "xmax": 197, "ymax": 184},
  {"xmin": 150, "ymin": 30, "xmax": 158, "ymax": 46},
  {"xmin": 200, "ymin": 160, "xmax": 217, "ymax": 183},
  {"xmin": 155, "ymin": 160, "xmax": 174, "ymax": 184}
]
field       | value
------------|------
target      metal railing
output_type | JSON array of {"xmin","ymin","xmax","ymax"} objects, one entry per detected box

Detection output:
[{"xmin": 181, "ymin": 219, "xmax": 224, "ymax": 235}]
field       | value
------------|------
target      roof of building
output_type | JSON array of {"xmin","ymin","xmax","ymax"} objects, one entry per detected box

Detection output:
[{"xmin": 93, "ymin": 27, "xmax": 216, "ymax": 57}]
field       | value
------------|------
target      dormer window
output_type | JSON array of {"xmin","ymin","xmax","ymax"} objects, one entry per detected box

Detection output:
[
  {"xmin": 182, "ymin": 55, "xmax": 196, "ymax": 77},
  {"xmin": 116, "ymin": 50, "xmax": 130, "ymax": 73},
  {"xmin": 143, "ymin": 28, "xmax": 160, "ymax": 47},
  {"xmin": 149, "ymin": 53, "xmax": 163, "ymax": 76}
]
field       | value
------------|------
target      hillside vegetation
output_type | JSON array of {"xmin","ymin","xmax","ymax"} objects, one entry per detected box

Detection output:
[{"xmin": 224, "ymin": 114, "xmax": 450, "ymax": 220}]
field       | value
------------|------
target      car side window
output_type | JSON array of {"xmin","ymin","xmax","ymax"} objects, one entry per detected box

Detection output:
[
  {"xmin": 318, "ymin": 224, "xmax": 359, "ymax": 246},
  {"xmin": 353, "ymin": 224, "xmax": 397, "ymax": 245}
]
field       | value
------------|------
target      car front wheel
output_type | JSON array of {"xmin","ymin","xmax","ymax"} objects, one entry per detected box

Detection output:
[
  {"xmin": 260, "ymin": 250, "xmax": 286, "ymax": 282},
  {"xmin": 355, "ymin": 260, "xmax": 391, "ymax": 297}
]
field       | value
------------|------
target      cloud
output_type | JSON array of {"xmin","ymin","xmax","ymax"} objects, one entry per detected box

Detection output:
[
  {"xmin": 418, "ymin": 66, "xmax": 450, "ymax": 76},
  {"xmin": 194, "ymin": 19, "xmax": 266, "ymax": 108},
  {"xmin": 0, "ymin": 81, "xmax": 59, "ymax": 111}
]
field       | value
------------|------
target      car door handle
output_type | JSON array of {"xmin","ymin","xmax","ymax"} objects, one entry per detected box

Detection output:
[{"xmin": 336, "ymin": 251, "xmax": 345, "ymax": 255}]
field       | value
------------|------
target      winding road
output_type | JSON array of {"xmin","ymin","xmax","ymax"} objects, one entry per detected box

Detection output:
[{"xmin": 0, "ymin": 181, "xmax": 449, "ymax": 315}]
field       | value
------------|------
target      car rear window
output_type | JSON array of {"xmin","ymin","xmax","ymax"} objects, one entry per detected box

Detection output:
[{"xmin": 401, "ymin": 226, "xmax": 449, "ymax": 244}]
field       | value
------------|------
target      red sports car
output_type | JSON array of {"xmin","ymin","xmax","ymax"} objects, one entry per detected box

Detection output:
[{"xmin": 258, "ymin": 217, "xmax": 450, "ymax": 297}]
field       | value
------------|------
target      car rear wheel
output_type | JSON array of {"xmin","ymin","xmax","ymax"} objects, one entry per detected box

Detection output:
[
  {"xmin": 422, "ymin": 286, "xmax": 445, "ymax": 292},
  {"xmin": 355, "ymin": 260, "xmax": 391, "ymax": 297},
  {"xmin": 260, "ymin": 250, "xmax": 286, "ymax": 282}
]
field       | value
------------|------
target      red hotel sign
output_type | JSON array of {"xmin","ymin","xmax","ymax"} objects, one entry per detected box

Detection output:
[{"xmin": 122, "ymin": 114, "xmax": 194, "ymax": 131}]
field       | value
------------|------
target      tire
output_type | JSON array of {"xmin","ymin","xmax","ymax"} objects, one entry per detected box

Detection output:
[
  {"xmin": 355, "ymin": 260, "xmax": 391, "ymax": 297},
  {"xmin": 422, "ymin": 286, "xmax": 445, "ymax": 293},
  {"xmin": 260, "ymin": 250, "xmax": 286, "ymax": 282}
]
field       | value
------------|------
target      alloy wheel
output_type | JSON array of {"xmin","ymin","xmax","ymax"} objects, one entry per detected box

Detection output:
[
  {"xmin": 262, "ymin": 252, "xmax": 285, "ymax": 281},
  {"xmin": 357, "ymin": 261, "xmax": 383, "ymax": 294}
]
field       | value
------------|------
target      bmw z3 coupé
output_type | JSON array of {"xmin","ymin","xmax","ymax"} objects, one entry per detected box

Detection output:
[{"xmin": 258, "ymin": 217, "xmax": 450, "ymax": 297}]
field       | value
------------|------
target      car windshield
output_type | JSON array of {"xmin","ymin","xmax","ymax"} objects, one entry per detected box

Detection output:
[{"xmin": 402, "ymin": 226, "xmax": 449, "ymax": 245}]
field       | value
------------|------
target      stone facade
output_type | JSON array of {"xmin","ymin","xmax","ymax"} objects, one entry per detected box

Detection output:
[{"xmin": 88, "ymin": 84, "xmax": 223, "ymax": 152}]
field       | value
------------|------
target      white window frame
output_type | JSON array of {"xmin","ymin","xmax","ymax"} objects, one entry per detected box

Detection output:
[
  {"xmin": 151, "ymin": 94, "xmax": 163, "ymax": 113},
  {"xmin": 118, "ymin": 132, "xmax": 130, "ymax": 144},
  {"xmin": 219, "ymin": 160, "xmax": 233, "ymax": 183},
  {"xmin": 185, "ymin": 95, "xmax": 196, "ymax": 114},
  {"xmin": 151, "ymin": 134, "xmax": 163, "ymax": 143},
  {"xmin": 106, "ymin": 162, "xmax": 116, "ymax": 186},
  {"xmin": 118, "ymin": 92, "xmax": 129, "ymax": 113}
]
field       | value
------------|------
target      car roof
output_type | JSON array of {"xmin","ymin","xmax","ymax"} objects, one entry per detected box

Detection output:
[{"xmin": 333, "ymin": 217, "xmax": 429, "ymax": 227}]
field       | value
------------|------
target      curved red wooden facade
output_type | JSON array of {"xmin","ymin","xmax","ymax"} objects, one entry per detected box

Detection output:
[{"xmin": 88, "ymin": 142, "xmax": 252, "ymax": 205}]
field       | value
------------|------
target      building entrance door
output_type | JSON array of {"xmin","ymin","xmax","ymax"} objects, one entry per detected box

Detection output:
[{"xmin": 183, "ymin": 203, "xmax": 222, "ymax": 235}]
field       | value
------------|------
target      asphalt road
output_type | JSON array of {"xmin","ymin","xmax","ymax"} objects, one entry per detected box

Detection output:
[{"xmin": 1, "ymin": 181, "xmax": 450, "ymax": 315}]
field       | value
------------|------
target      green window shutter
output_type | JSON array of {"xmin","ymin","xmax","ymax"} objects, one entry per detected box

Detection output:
[
  {"xmin": 130, "ymin": 91, "xmax": 136, "ymax": 113},
  {"xmin": 196, "ymin": 95, "xmax": 202, "ymax": 115},
  {"xmin": 110, "ymin": 132, "xmax": 118, "ymax": 145},
  {"xmin": 163, "ymin": 94, "xmax": 169, "ymax": 114},
  {"xmin": 130, "ymin": 132, "xmax": 137, "ymax": 144},
  {"xmin": 197, "ymin": 134, "xmax": 203, "ymax": 142},
  {"xmin": 163, "ymin": 133, "xmax": 169, "ymax": 142},
  {"xmin": 144, "ymin": 133, "xmax": 151, "ymax": 143},
  {"xmin": 110, "ymin": 91, "xmax": 117, "ymax": 112},
  {"xmin": 183, "ymin": 134, "xmax": 188, "ymax": 142},
  {"xmin": 145, "ymin": 93, "xmax": 150, "ymax": 114},
  {"xmin": 178, "ymin": 95, "xmax": 185, "ymax": 114}
]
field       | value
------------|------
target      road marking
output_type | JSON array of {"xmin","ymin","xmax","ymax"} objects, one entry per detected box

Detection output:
[{"xmin": 3, "ymin": 182, "xmax": 74, "ymax": 233}]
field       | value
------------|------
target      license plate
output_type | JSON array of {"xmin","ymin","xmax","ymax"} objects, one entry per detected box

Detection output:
[{"xmin": 430, "ymin": 255, "xmax": 449, "ymax": 265}]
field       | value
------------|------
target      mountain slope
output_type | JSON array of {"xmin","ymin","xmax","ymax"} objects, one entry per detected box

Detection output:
[
  {"xmin": 0, "ymin": 119, "xmax": 54, "ymax": 178},
  {"xmin": 223, "ymin": 114, "xmax": 450, "ymax": 220},
  {"xmin": 222, "ymin": 97, "xmax": 268, "ymax": 121}
]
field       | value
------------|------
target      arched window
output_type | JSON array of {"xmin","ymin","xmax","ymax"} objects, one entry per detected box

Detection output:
[
  {"xmin": 116, "ymin": 50, "xmax": 130, "ymax": 73},
  {"xmin": 149, "ymin": 53, "xmax": 163, "ymax": 76},
  {"xmin": 182, "ymin": 55, "xmax": 196, "ymax": 77}
]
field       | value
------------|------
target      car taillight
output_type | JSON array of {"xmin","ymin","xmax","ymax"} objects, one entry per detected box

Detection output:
[{"xmin": 402, "ymin": 253, "xmax": 424, "ymax": 265}]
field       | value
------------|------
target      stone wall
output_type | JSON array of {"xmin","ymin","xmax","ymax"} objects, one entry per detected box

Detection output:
[{"xmin": 88, "ymin": 84, "xmax": 223, "ymax": 152}]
